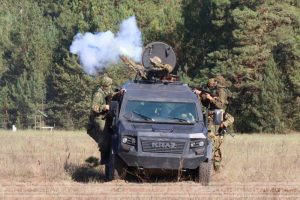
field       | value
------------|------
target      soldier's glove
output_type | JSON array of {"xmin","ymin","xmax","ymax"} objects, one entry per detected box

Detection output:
[{"xmin": 120, "ymin": 89, "xmax": 126, "ymax": 95}]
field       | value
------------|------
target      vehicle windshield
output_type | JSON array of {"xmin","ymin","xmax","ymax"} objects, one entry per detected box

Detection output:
[{"xmin": 123, "ymin": 100, "xmax": 199, "ymax": 124}]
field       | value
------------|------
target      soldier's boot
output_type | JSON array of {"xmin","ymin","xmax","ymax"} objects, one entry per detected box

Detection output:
[
  {"xmin": 213, "ymin": 160, "xmax": 221, "ymax": 172},
  {"xmin": 213, "ymin": 149, "xmax": 222, "ymax": 172}
]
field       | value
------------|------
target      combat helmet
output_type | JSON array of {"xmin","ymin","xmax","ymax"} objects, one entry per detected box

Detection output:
[
  {"xmin": 101, "ymin": 75, "xmax": 113, "ymax": 87},
  {"xmin": 208, "ymin": 78, "xmax": 216, "ymax": 87},
  {"xmin": 214, "ymin": 75, "xmax": 231, "ymax": 87},
  {"xmin": 149, "ymin": 56, "xmax": 162, "ymax": 65}
]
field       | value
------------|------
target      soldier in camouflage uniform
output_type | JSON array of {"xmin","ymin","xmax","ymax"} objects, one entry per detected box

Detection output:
[
  {"xmin": 194, "ymin": 75, "xmax": 234, "ymax": 171},
  {"xmin": 120, "ymin": 55, "xmax": 173, "ymax": 80},
  {"xmin": 148, "ymin": 56, "xmax": 173, "ymax": 78},
  {"xmin": 87, "ymin": 75, "xmax": 114, "ymax": 164}
]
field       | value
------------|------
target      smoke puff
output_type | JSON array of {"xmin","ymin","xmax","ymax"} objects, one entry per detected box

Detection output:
[{"xmin": 70, "ymin": 16, "xmax": 143, "ymax": 75}]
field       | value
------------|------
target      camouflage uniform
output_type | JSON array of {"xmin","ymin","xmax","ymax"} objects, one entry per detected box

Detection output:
[
  {"xmin": 198, "ymin": 76, "xmax": 234, "ymax": 171},
  {"xmin": 146, "ymin": 56, "xmax": 173, "ymax": 80},
  {"xmin": 87, "ymin": 76, "xmax": 114, "ymax": 163},
  {"xmin": 149, "ymin": 56, "xmax": 173, "ymax": 73},
  {"xmin": 119, "ymin": 55, "xmax": 173, "ymax": 80}
]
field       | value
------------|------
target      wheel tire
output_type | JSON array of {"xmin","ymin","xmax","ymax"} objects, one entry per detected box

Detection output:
[
  {"xmin": 196, "ymin": 160, "xmax": 212, "ymax": 186},
  {"xmin": 115, "ymin": 156, "xmax": 127, "ymax": 179}
]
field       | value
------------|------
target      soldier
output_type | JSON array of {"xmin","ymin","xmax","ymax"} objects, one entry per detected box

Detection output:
[
  {"xmin": 194, "ymin": 75, "xmax": 234, "ymax": 172},
  {"xmin": 87, "ymin": 75, "xmax": 114, "ymax": 164},
  {"xmin": 119, "ymin": 55, "xmax": 173, "ymax": 81},
  {"xmin": 147, "ymin": 56, "xmax": 173, "ymax": 80}
]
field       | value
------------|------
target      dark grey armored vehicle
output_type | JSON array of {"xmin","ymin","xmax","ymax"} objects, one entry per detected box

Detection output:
[
  {"xmin": 106, "ymin": 80, "xmax": 212, "ymax": 185},
  {"xmin": 105, "ymin": 42, "xmax": 212, "ymax": 185}
]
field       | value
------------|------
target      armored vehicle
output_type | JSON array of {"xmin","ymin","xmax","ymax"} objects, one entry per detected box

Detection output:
[{"xmin": 105, "ymin": 42, "xmax": 212, "ymax": 185}]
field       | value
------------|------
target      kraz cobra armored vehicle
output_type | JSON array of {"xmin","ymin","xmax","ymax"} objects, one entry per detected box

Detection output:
[{"xmin": 106, "ymin": 42, "xmax": 213, "ymax": 185}]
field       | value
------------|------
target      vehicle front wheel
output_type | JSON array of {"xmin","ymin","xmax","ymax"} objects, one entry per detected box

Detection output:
[{"xmin": 196, "ymin": 160, "xmax": 212, "ymax": 186}]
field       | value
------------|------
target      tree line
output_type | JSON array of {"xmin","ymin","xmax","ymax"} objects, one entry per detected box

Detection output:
[{"xmin": 0, "ymin": 0, "xmax": 299, "ymax": 133}]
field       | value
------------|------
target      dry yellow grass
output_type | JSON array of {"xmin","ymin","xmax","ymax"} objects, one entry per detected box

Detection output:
[
  {"xmin": 0, "ymin": 130, "xmax": 99, "ymax": 182},
  {"xmin": 0, "ymin": 130, "xmax": 299, "ymax": 199},
  {"xmin": 222, "ymin": 134, "xmax": 300, "ymax": 182}
]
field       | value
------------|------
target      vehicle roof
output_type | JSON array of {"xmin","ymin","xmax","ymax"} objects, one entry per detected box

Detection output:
[{"xmin": 122, "ymin": 81, "xmax": 198, "ymax": 102}]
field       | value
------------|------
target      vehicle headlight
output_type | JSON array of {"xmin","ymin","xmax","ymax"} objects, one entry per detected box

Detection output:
[
  {"xmin": 190, "ymin": 139, "xmax": 205, "ymax": 148},
  {"xmin": 122, "ymin": 136, "xmax": 136, "ymax": 145},
  {"xmin": 199, "ymin": 141, "xmax": 205, "ymax": 147},
  {"xmin": 122, "ymin": 137, "xmax": 128, "ymax": 144}
]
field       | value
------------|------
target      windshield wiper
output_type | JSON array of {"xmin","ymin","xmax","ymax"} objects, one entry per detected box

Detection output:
[
  {"xmin": 168, "ymin": 117, "xmax": 189, "ymax": 122},
  {"xmin": 132, "ymin": 111, "xmax": 154, "ymax": 121}
]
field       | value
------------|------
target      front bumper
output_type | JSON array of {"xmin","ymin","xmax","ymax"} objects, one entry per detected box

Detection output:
[
  {"xmin": 118, "ymin": 132, "xmax": 208, "ymax": 170},
  {"xmin": 119, "ymin": 151, "xmax": 206, "ymax": 169}
]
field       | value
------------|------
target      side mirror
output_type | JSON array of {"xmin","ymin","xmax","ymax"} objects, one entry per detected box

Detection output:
[{"xmin": 213, "ymin": 109, "xmax": 224, "ymax": 125}]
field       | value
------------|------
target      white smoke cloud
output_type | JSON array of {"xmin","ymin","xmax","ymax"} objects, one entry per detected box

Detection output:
[{"xmin": 70, "ymin": 16, "xmax": 143, "ymax": 75}]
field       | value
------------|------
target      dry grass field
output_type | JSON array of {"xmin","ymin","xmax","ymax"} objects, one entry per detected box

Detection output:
[{"xmin": 0, "ymin": 130, "xmax": 299, "ymax": 199}]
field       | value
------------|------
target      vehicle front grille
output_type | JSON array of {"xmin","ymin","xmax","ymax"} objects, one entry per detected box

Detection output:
[{"xmin": 141, "ymin": 140, "xmax": 185, "ymax": 154}]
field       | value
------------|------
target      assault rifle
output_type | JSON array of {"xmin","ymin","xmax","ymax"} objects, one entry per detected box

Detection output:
[
  {"xmin": 218, "ymin": 127, "xmax": 235, "ymax": 137},
  {"xmin": 191, "ymin": 84, "xmax": 218, "ymax": 97}
]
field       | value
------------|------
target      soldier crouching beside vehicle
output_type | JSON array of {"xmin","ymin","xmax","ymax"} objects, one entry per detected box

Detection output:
[
  {"xmin": 87, "ymin": 75, "xmax": 116, "ymax": 165},
  {"xmin": 194, "ymin": 75, "xmax": 234, "ymax": 172}
]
